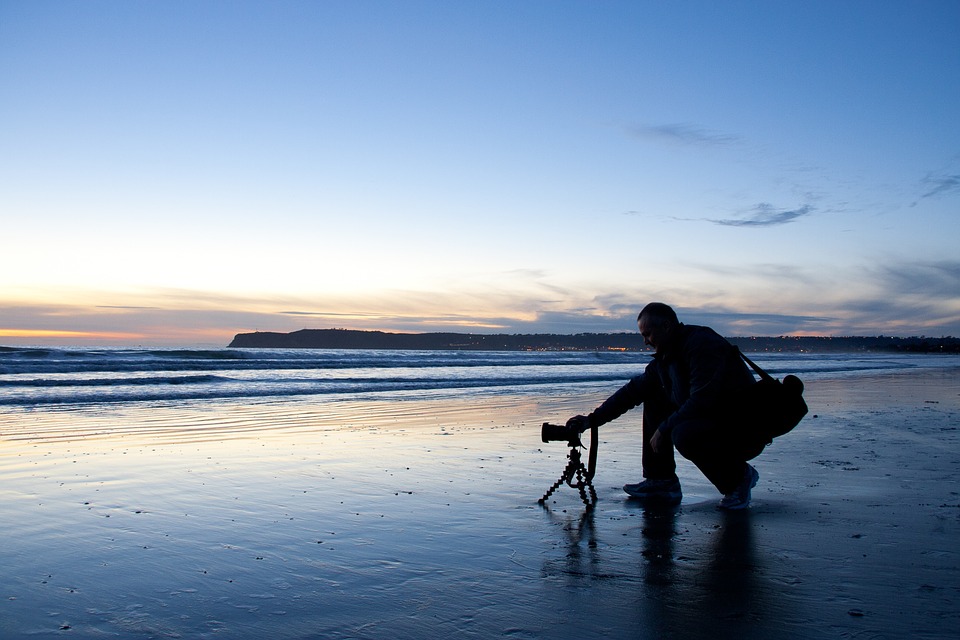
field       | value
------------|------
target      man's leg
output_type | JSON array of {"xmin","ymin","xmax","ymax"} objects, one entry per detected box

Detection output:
[
  {"xmin": 623, "ymin": 393, "xmax": 682, "ymax": 502},
  {"xmin": 641, "ymin": 393, "xmax": 677, "ymax": 480},
  {"xmin": 670, "ymin": 418, "xmax": 746, "ymax": 495}
]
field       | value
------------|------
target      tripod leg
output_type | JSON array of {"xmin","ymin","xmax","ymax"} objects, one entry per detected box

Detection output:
[
  {"xmin": 539, "ymin": 475, "xmax": 565, "ymax": 504},
  {"xmin": 574, "ymin": 467, "xmax": 597, "ymax": 509},
  {"xmin": 539, "ymin": 456, "xmax": 578, "ymax": 504},
  {"xmin": 539, "ymin": 447, "xmax": 597, "ymax": 509}
]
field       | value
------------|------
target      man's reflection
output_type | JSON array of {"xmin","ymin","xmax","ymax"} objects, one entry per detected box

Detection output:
[
  {"xmin": 639, "ymin": 507, "xmax": 767, "ymax": 639},
  {"xmin": 701, "ymin": 509, "xmax": 762, "ymax": 624},
  {"xmin": 640, "ymin": 504, "xmax": 679, "ymax": 587},
  {"xmin": 539, "ymin": 501, "xmax": 771, "ymax": 639}
]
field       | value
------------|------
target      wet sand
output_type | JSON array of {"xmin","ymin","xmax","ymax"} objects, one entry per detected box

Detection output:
[{"xmin": 2, "ymin": 370, "xmax": 958, "ymax": 639}]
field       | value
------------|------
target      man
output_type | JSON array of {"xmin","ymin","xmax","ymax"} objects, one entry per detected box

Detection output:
[{"xmin": 566, "ymin": 302, "xmax": 760, "ymax": 509}]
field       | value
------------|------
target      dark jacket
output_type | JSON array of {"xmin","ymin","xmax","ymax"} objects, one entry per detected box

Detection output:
[{"xmin": 587, "ymin": 324, "xmax": 755, "ymax": 434}]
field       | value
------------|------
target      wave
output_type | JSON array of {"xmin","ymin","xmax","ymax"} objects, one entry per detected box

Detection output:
[
  {"xmin": 0, "ymin": 374, "xmax": 229, "ymax": 388},
  {"xmin": 0, "ymin": 346, "xmax": 619, "ymax": 376},
  {"xmin": 1, "ymin": 347, "xmax": 958, "ymax": 409},
  {"xmin": 0, "ymin": 373, "xmax": 618, "ymax": 407}
]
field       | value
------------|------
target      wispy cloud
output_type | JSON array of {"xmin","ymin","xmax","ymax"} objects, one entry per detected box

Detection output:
[
  {"xmin": 681, "ymin": 309, "xmax": 832, "ymax": 335},
  {"xmin": 877, "ymin": 260, "xmax": 960, "ymax": 298},
  {"xmin": 280, "ymin": 310, "xmax": 383, "ymax": 318},
  {"xmin": 713, "ymin": 203, "xmax": 813, "ymax": 227},
  {"xmin": 4, "ymin": 258, "xmax": 959, "ymax": 346},
  {"xmin": 913, "ymin": 172, "xmax": 960, "ymax": 205},
  {"xmin": 629, "ymin": 123, "xmax": 740, "ymax": 147}
]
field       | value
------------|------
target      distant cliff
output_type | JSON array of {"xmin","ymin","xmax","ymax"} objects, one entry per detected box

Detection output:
[
  {"xmin": 229, "ymin": 329, "xmax": 648, "ymax": 351},
  {"xmin": 228, "ymin": 329, "xmax": 960, "ymax": 353}
]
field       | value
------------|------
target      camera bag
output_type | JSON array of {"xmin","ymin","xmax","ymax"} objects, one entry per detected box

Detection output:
[{"xmin": 733, "ymin": 348, "xmax": 809, "ymax": 448}]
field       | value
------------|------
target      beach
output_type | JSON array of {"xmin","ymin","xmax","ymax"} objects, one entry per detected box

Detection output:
[{"xmin": 2, "ymin": 365, "xmax": 959, "ymax": 639}]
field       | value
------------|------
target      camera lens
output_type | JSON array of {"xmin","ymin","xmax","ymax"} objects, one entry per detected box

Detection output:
[{"xmin": 541, "ymin": 422, "xmax": 571, "ymax": 443}]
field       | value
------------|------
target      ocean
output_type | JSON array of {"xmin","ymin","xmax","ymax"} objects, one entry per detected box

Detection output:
[
  {"xmin": 2, "ymin": 346, "xmax": 958, "ymax": 639},
  {"xmin": 2, "ymin": 345, "xmax": 958, "ymax": 409}
]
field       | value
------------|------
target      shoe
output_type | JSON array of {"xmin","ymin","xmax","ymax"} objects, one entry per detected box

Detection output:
[
  {"xmin": 623, "ymin": 477, "xmax": 682, "ymax": 505},
  {"xmin": 719, "ymin": 464, "xmax": 759, "ymax": 510}
]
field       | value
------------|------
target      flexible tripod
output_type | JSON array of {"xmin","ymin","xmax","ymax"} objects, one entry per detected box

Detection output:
[{"xmin": 538, "ymin": 423, "xmax": 599, "ymax": 510}]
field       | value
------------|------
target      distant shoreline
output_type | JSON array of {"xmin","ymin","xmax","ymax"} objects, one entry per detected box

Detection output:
[{"xmin": 228, "ymin": 328, "xmax": 960, "ymax": 353}]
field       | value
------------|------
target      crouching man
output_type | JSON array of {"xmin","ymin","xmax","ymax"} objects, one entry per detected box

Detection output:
[{"xmin": 566, "ymin": 303, "xmax": 760, "ymax": 509}]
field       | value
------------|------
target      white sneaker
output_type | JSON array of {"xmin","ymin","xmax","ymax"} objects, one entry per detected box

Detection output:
[
  {"xmin": 623, "ymin": 477, "xmax": 682, "ymax": 505},
  {"xmin": 719, "ymin": 464, "xmax": 759, "ymax": 510}
]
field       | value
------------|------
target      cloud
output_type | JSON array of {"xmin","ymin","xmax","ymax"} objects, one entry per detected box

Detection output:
[
  {"xmin": 681, "ymin": 309, "xmax": 832, "ymax": 336},
  {"xmin": 4, "ymin": 258, "xmax": 960, "ymax": 347},
  {"xmin": 280, "ymin": 310, "xmax": 382, "ymax": 318},
  {"xmin": 713, "ymin": 203, "xmax": 813, "ymax": 227},
  {"xmin": 629, "ymin": 123, "xmax": 740, "ymax": 147},
  {"xmin": 913, "ymin": 172, "xmax": 960, "ymax": 205},
  {"xmin": 877, "ymin": 260, "xmax": 960, "ymax": 298}
]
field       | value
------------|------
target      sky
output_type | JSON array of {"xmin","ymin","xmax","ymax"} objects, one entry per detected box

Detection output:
[{"xmin": 1, "ymin": 0, "xmax": 959, "ymax": 346}]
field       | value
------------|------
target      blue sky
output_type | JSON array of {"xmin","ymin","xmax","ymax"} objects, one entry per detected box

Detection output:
[{"xmin": 1, "ymin": 0, "xmax": 958, "ymax": 346}]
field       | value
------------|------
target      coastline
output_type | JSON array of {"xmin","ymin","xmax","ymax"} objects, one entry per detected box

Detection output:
[
  {"xmin": 227, "ymin": 328, "xmax": 960, "ymax": 353},
  {"xmin": 2, "ymin": 368, "xmax": 958, "ymax": 638}
]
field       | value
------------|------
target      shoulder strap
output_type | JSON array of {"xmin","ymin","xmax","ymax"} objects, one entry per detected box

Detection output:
[{"xmin": 735, "ymin": 346, "xmax": 776, "ymax": 383}]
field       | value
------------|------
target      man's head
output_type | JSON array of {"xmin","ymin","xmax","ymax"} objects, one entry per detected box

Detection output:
[{"xmin": 637, "ymin": 303, "xmax": 679, "ymax": 352}]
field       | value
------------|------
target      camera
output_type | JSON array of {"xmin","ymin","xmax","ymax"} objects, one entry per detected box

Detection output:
[
  {"xmin": 538, "ymin": 420, "xmax": 598, "ymax": 508},
  {"xmin": 541, "ymin": 422, "xmax": 581, "ymax": 446}
]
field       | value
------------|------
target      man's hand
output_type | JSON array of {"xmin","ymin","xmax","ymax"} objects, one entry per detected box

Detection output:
[
  {"xmin": 565, "ymin": 415, "xmax": 591, "ymax": 433},
  {"xmin": 650, "ymin": 428, "xmax": 664, "ymax": 453}
]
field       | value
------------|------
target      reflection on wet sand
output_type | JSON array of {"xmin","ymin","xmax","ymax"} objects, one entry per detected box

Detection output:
[
  {"xmin": 644, "ymin": 506, "xmax": 770, "ymax": 639},
  {"xmin": 542, "ymin": 499, "xmax": 777, "ymax": 640},
  {"xmin": 541, "ymin": 506, "xmax": 600, "ymax": 581}
]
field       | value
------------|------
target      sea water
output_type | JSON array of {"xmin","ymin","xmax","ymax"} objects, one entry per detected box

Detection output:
[
  {"xmin": 2, "ymin": 346, "xmax": 958, "ymax": 639},
  {"xmin": 1, "ymin": 345, "xmax": 957, "ymax": 409}
]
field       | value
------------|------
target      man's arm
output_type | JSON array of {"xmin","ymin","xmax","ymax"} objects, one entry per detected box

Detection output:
[{"xmin": 567, "ymin": 372, "xmax": 650, "ymax": 431}]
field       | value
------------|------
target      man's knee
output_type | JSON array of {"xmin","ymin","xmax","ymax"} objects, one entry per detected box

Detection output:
[{"xmin": 670, "ymin": 419, "xmax": 720, "ymax": 459}]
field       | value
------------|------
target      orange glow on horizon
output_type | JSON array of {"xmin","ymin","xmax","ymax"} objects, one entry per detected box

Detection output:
[{"xmin": 0, "ymin": 328, "xmax": 144, "ymax": 340}]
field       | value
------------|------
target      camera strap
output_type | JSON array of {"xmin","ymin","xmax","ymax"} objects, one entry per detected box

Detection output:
[{"xmin": 736, "ymin": 346, "xmax": 777, "ymax": 383}]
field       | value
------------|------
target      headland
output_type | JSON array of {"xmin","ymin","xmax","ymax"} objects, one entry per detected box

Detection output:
[{"xmin": 229, "ymin": 328, "xmax": 960, "ymax": 353}]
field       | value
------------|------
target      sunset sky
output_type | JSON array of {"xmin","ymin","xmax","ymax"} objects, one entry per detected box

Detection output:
[{"xmin": 2, "ymin": 1, "xmax": 958, "ymax": 346}]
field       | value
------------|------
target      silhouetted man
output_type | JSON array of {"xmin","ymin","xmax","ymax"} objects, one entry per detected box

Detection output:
[{"xmin": 566, "ymin": 303, "xmax": 760, "ymax": 509}]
